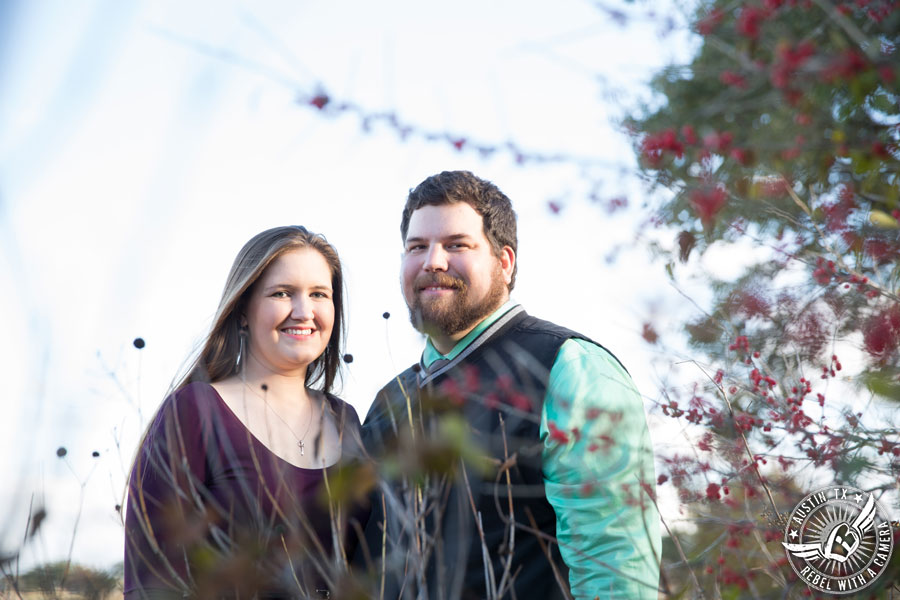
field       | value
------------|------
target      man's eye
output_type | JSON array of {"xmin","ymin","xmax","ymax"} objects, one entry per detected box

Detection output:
[{"xmin": 407, "ymin": 245, "xmax": 425, "ymax": 252}]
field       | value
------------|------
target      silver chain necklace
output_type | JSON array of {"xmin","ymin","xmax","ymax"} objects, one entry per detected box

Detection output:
[{"xmin": 244, "ymin": 382, "xmax": 314, "ymax": 456}]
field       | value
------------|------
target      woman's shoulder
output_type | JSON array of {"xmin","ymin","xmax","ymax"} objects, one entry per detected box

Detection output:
[
  {"xmin": 166, "ymin": 380, "xmax": 221, "ymax": 408},
  {"xmin": 322, "ymin": 392, "xmax": 368, "ymax": 463},
  {"xmin": 323, "ymin": 392, "xmax": 361, "ymax": 428},
  {"xmin": 152, "ymin": 381, "xmax": 225, "ymax": 428}
]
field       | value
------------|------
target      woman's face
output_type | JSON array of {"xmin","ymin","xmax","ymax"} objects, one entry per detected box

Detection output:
[{"xmin": 243, "ymin": 247, "xmax": 335, "ymax": 378}]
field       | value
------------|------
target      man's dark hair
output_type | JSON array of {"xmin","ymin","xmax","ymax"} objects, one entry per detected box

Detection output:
[{"xmin": 401, "ymin": 170, "xmax": 518, "ymax": 290}]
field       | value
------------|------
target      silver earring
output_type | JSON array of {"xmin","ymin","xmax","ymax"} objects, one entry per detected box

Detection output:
[{"xmin": 237, "ymin": 328, "xmax": 247, "ymax": 370}]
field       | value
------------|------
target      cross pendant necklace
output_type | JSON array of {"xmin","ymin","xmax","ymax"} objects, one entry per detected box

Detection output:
[{"xmin": 244, "ymin": 382, "xmax": 313, "ymax": 457}]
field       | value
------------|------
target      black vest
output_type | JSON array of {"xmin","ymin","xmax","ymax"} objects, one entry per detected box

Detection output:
[{"xmin": 361, "ymin": 307, "xmax": 624, "ymax": 600}]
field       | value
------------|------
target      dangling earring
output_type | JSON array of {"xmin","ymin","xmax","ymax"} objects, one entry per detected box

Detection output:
[{"xmin": 237, "ymin": 327, "xmax": 248, "ymax": 371}]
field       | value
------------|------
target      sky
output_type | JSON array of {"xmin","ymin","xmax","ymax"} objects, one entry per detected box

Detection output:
[{"xmin": 0, "ymin": 0, "xmax": 699, "ymax": 570}]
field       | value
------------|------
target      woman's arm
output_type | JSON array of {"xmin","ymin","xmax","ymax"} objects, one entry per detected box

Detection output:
[{"xmin": 124, "ymin": 384, "xmax": 210, "ymax": 598}]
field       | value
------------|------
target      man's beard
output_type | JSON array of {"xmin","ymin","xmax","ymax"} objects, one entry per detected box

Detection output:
[{"xmin": 407, "ymin": 264, "xmax": 507, "ymax": 339}]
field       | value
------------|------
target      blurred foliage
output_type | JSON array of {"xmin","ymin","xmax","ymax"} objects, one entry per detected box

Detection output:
[
  {"xmin": 629, "ymin": 0, "xmax": 900, "ymax": 382},
  {"xmin": 629, "ymin": 0, "xmax": 900, "ymax": 596},
  {"xmin": 12, "ymin": 561, "xmax": 121, "ymax": 599},
  {"xmin": 627, "ymin": 0, "xmax": 900, "ymax": 488},
  {"xmin": 659, "ymin": 477, "xmax": 900, "ymax": 598}
]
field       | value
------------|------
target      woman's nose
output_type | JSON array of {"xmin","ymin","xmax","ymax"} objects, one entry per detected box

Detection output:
[{"xmin": 291, "ymin": 297, "xmax": 315, "ymax": 321}]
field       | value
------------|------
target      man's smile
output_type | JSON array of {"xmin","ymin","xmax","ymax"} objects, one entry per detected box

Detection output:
[{"xmin": 414, "ymin": 273, "xmax": 465, "ymax": 294}]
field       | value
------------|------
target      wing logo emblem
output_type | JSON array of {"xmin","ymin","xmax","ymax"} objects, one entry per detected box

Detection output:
[
  {"xmin": 782, "ymin": 494, "xmax": 875, "ymax": 563},
  {"xmin": 781, "ymin": 488, "xmax": 893, "ymax": 595}
]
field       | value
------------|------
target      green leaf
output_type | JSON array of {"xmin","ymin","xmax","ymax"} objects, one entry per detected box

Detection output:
[
  {"xmin": 887, "ymin": 183, "xmax": 899, "ymax": 207},
  {"xmin": 721, "ymin": 586, "xmax": 743, "ymax": 600},
  {"xmin": 862, "ymin": 371, "xmax": 900, "ymax": 400},
  {"xmin": 851, "ymin": 151, "xmax": 874, "ymax": 175},
  {"xmin": 870, "ymin": 92, "xmax": 897, "ymax": 115}
]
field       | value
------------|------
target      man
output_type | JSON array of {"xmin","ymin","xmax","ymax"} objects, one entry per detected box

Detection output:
[{"xmin": 361, "ymin": 171, "xmax": 660, "ymax": 599}]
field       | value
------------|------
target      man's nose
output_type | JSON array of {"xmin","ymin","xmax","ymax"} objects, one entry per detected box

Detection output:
[{"xmin": 423, "ymin": 244, "xmax": 448, "ymax": 272}]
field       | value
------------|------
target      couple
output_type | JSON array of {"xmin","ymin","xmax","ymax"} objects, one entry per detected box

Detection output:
[{"xmin": 124, "ymin": 171, "xmax": 661, "ymax": 599}]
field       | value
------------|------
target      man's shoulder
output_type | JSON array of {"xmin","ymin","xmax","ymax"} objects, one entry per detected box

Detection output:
[
  {"xmin": 362, "ymin": 365, "xmax": 420, "ymax": 446},
  {"xmin": 365, "ymin": 365, "xmax": 419, "ymax": 421},
  {"xmin": 376, "ymin": 365, "xmax": 419, "ymax": 395},
  {"xmin": 511, "ymin": 313, "xmax": 590, "ymax": 342},
  {"xmin": 514, "ymin": 313, "xmax": 632, "ymax": 377}
]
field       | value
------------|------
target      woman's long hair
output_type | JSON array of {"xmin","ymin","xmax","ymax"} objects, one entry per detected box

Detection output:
[
  {"xmin": 123, "ymin": 227, "xmax": 352, "ymax": 593},
  {"xmin": 177, "ymin": 225, "xmax": 346, "ymax": 393},
  {"xmin": 125, "ymin": 226, "xmax": 346, "ymax": 505}
]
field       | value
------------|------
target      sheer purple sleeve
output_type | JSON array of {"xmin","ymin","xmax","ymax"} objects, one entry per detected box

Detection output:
[{"xmin": 123, "ymin": 383, "xmax": 211, "ymax": 597}]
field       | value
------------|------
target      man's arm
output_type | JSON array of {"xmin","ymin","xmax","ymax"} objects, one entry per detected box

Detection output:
[{"xmin": 541, "ymin": 339, "xmax": 661, "ymax": 599}]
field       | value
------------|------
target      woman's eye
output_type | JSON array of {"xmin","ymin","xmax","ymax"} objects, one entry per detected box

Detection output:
[
  {"xmin": 312, "ymin": 291, "xmax": 330, "ymax": 299},
  {"xmin": 272, "ymin": 290, "xmax": 289, "ymax": 298}
]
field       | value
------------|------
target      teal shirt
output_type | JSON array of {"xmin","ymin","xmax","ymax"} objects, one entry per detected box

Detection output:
[{"xmin": 422, "ymin": 302, "xmax": 661, "ymax": 599}]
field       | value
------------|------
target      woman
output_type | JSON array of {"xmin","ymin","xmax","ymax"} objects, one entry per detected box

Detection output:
[{"xmin": 124, "ymin": 226, "xmax": 368, "ymax": 599}]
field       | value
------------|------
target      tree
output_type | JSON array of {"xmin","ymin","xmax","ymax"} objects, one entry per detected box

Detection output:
[
  {"xmin": 631, "ymin": 0, "xmax": 899, "ymax": 382},
  {"xmin": 16, "ymin": 561, "xmax": 120, "ymax": 600},
  {"xmin": 296, "ymin": 3, "xmax": 900, "ymax": 595},
  {"xmin": 629, "ymin": 0, "xmax": 900, "ymax": 596}
]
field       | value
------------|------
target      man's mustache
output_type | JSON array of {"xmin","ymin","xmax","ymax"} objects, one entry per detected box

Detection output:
[{"xmin": 414, "ymin": 273, "xmax": 466, "ymax": 291}]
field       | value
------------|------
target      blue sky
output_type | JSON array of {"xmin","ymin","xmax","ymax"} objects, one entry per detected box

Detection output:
[{"xmin": 0, "ymin": 0, "xmax": 695, "ymax": 569}]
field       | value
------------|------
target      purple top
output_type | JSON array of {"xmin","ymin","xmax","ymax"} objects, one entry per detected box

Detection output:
[{"xmin": 124, "ymin": 382, "xmax": 367, "ymax": 598}]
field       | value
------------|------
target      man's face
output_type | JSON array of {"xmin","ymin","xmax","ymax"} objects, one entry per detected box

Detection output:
[{"xmin": 401, "ymin": 203, "xmax": 514, "ymax": 340}]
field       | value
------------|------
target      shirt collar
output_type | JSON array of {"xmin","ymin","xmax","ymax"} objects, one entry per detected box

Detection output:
[{"xmin": 422, "ymin": 300, "xmax": 519, "ymax": 368}]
